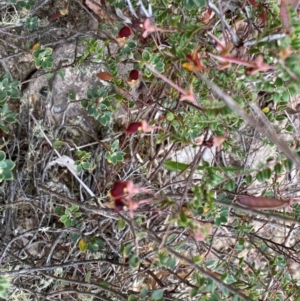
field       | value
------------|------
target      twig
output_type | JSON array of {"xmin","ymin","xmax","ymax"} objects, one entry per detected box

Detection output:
[
  {"xmin": 244, "ymin": 33, "xmax": 286, "ymax": 47},
  {"xmin": 0, "ymin": 258, "xmax": 127, "ymax": 276},
  {"xmin": 139, "ymin": 225, "xmax": 255, "ymax": 301},
  {"xmin": 30, "ymin": 113, "xmax": 95, "ymax": 197},
  {"xmin": 38, "ymin": 184, "xmax": 117, "ymax": 219},
  {"xmin": 207, "ymin": 0, "xmax": 239, "ymax": 46}
]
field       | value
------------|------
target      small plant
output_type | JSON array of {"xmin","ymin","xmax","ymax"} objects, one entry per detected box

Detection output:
[
  {"xmin": 81, "ymin": 87, "xmax": 113, "ymax": 126},
  {"xmin": 0, "ymin": 75, "xmax": 19, "ymax": 131},
  {"xmin": 32, "ymin": 47, "xmax": 54, "ymax": 69},
  {"xmin": 75, "ymin": 150, "xmax": 94, "ymax": 172},
  {"xmin": 78, "ymin": 237, "xmax": 105, "ymax": 253},
  {"xmin": 57, "ymin": 205, "xmax": 82, "ymax": 227},
  {"xmin": 0, "ymin": 74, "xmax": 20, "ymax": 105},
  {"xmin": 0, "ymin": 151, "xmax": 15, "ymax": 182},
  {"xmin": 0, "ymin": 104, "xmax": 18, "ymax": 133},
  {"xmin": 105, "ymin": 139, "xmax": 125, "ymax": 165},
  {"xmin": 26, "ymin": 16, "xmax": 39, "ymax": 31},
  {"xmin": 18, "ymin": 0, "xmax": 35, "ymax": 10}
]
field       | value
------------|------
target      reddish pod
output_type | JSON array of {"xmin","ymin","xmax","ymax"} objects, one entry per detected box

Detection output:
[
  {"xmin": 237, "ymin": 195, "xmax": 294, "ymax": 210},
  {"xmin": 128, "ymin": 69, "xmax": 140, "ymax": 83},
  {"xmin": 109, "ymin": 181, "xmax": 130, "ymax": 199},
  {"xmin": 126, "ymin": 121, "xmax": 155, "ymax": 134},
  {"xmin": 109, "ymin": 181, "xmax": 141, "ymax": 199},
  {"xmin": 114, "ymin": 198, "xmax": 126, "ymax": 213},
  {"xmin": 117, "ymin": 26, "xmax": 133, "ymax": 38}
]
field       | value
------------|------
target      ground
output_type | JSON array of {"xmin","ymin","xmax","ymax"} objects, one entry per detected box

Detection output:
[{"xmin": 1, "ymin": 0, "xmax": 300, "ymax": 301}]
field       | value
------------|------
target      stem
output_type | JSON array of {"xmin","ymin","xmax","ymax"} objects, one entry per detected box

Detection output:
[{"xmin": 145, "ymin": 63, "xmax": 188, "ymax": 95}]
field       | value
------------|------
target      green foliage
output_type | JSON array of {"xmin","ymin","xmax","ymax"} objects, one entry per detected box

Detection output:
[
  {"xmin": 81, "ymin": 87, "xmax": 113, "ymax": 126},
  {"xmin": 78, "ymin": 237, "xmax": 105, "ymax": 253},
  {"xmin": 18, "ymin": 0, "xmax": 35, "ymax": 9},
  {"xmin": 141, "ymin": 50, "xmax": 165, "ymax": 77},
  {"xmin": 105, "ymin": 139, "xmax": 125, "ymax": 164},
  {"xmin": 56, "ymin": 205, "xmax": 82, "ymax": 227},
  {"xmin": 151, "ymin": 289, "xmax": 164, "ymax": 301},
  {"xmin": 78, "ymin": 39, "xmax": 105, "ymax": 63},
  {"xmin": 6, "ymin": 0, "xmax": 34, "ymax": 9},
  {"xmin": 4, "ymin": 0, "xmax": 300, "ymax": 300},
  {"xmin": 26, "ymin": 16, "xmax": 39, "ymax": 31},
  {"xmin": 0, "ymin": 104, "xmax": 18, "ymax": 133},
  {"xmin": 75, "ymin": 150, "xmax": 94, "ymax": 172},
  {"xmin": 0, "ymin": 151, "xmax": 15, "ymax": 182},
  {"xmin": 32, "ymin": 47, "xmax": 54, "ymax": 68},
  {"xmin": 0, "ymin": 74, "xmax": 20, "ymax": 105},
  {"xmin": 0, "ymin": 277, "xmax": 10, "ymax": 299}
]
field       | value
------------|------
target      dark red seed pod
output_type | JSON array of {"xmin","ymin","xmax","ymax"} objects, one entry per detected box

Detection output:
[
  {"xmin": 110, "ymin": 181, "xmax": 129, "ymax": 199},
  {"xmin": 118, "ymin": 26, "xmax": 132, "ymax": 38},
  {"xmin": 126, "ymin": 122, "xmax": 143, "ymax": 134},
  {"xmin": 49, "ymin": 12, "xmax": 62, "ymax": 21},
  {"xmin": 128, "ymin": 70, "xmax": 139, "ymax": 82},
  {"xmin": 186, "ymin": 54, "xmax": 193, "ymax": 62},
  {"xmin": 114, "ymin": 198, "xmax": 126, "ymax": 212}
]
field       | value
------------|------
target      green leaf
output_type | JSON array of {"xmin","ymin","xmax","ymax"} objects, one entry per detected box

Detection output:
[
  {"xmin": 127, "ymin": 41, "xmax": 136, "ymax": 49},
  {"xmin": 166, "ymin": 257, "xmax": 176, "ymax": 269},
  {"xmin": 262, "ymin": 168, "xmax": 272, "ymax": 179},
  {"xmin": 70, "ymin": 233, "xmax": 80, "ymax": 242},
  {"xmin": 117, "ymin": 218, "xmax": 126, "ymax": 230},
  {"xmin": 140, "ymin": 287, "xmax": 148, "ymax": 299},
  {"xmin": 85, "ymin": 270, "xmax": 92, "ymax": 282},
  {"xmin": 256, "ymin": 170, "xmax": 266, "ymax": 182},
  {"xmin": 274, "ymin": 163, "xmax": 282, "ymax": 174},
  {"xmin": 78, "ymin": 238, "xmax": 88, "ymax": 252},
  {"xmin": 99, "ymin": 280, "xmax": 110, "ymax": 287},
  {"xmin": 0, "ymin": 122, "xmax": 9, "ymax": 133},
  {"xmin": 60, "ymin": 215, "xmax": 68, "ymax": 223},
  {"xmin": 76, "ymin": 165, "xmax": 83, "ymax": 173},
  {"xmin": 151, "ymin": 289, "xmax": 164, "ymax": 300},
  {"xmin": 0, "ymin": 151, "xmax": 5, "ymax": 161},
  {"xmin": 190, "ymin": 287, "xmax": 198, "ymax": 298},
  {"xmin": 70, "ymin": 205, "xmax": 79, "ymax": 212},
  {"xmin": 53, "ymin": 140, "xmax": 64, "ymax": 148},
  {"xmin": 45, "ymin": 73, "xmax": 54, "ymax": 80},
  {"xmin": 115, "ymin": 151, "xmax": 125, "ymax": 162},
  {"xmin": 155, "ymin": 61, "xmax": 164, "ymax": 72},
  {"xmin": 4, "ymin": 160, "xmax": 15, "ymax": 170},
  {"xmin": 226, "ymin": 179, "xmax": 235, "ymax": 191},
  {"xmin": 291, "ymin": 38, "xmax": 300, "ymax": 50},
  {"xmin": 82, "ymin": 162, "xmax": 91, "ymax": 170},
  {"xmin": 128, "ymin": 295, "xmax": 139, "ymax": 301},
  {"xmin": 163, "ymin": 161, "xmax": 243, "ymax": 173},
  {"xmin": 221, "ymin": 273, "xmax": 236, "ymax": 284},
  {"xmin": 284, "ymin": 159, "xmax": 293, "ymax": 171},
  {"xmin": 57, "ymin": 69, "xmax": 65, "ymax": 79},
  {"xmin": 219, "ymin": 215, "xmax": 227, "ymax": 223},
  {"xmin": 68, "ymin": 90, "xmax": 76, "ymax": 100},
  {"xmin": 179, "ymin": 210, "xmax": 188, "ymax": 226},
  {"xmin": 133, "ymin": 51, "xmax": 141, "ymax": 60},
  {"xmin": 3, "ymin": 169, "xmax": 13, "ymax": 181},
  {"xmin": 123, "ymin": 243, "xmax": 133, "ymax": 257},
  {"xmin": 111, "ymin": 139, "xmax": 119, "ymax": 150},
  {"xmin": 275, "ymin": 114, "xmax": 286, "ymax": 121},
  {"xmin": 142, "ymin": 50, "xmax": 151, "ymax": 61},
  {"xmin": 129, "ymin": 254, "xmax": 140, "ymax": 269}
]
